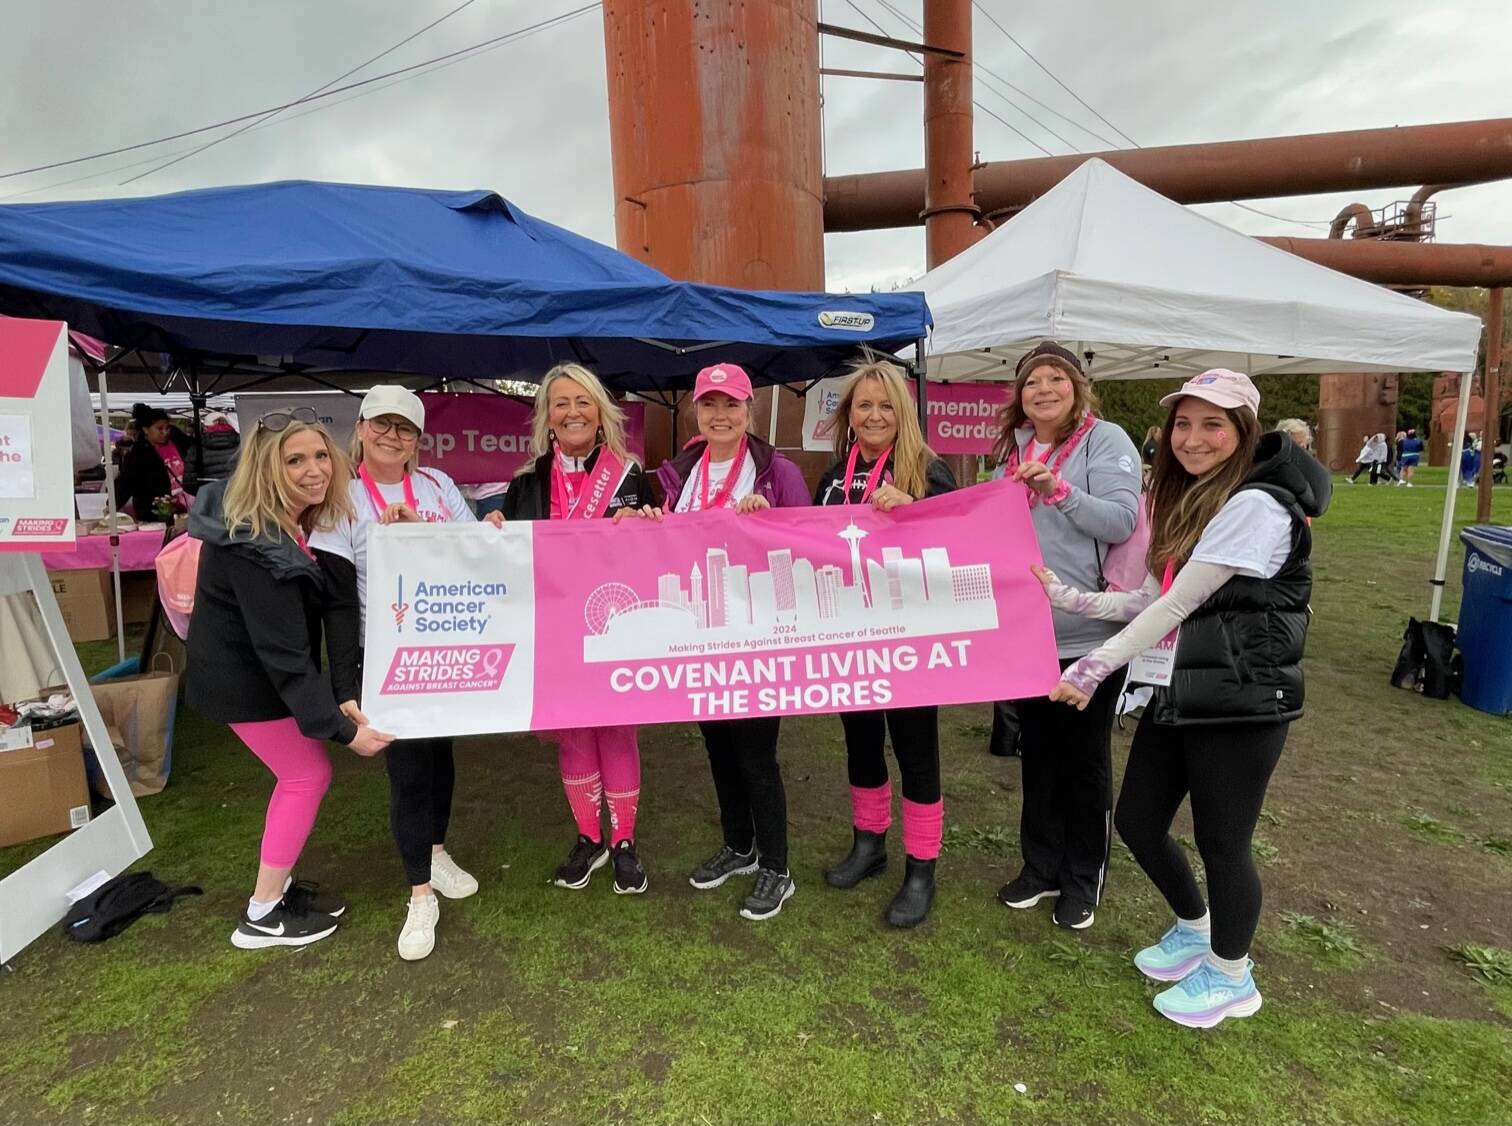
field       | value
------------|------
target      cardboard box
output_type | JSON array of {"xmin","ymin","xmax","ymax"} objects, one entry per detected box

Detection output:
[
  {"xmin": 49, "ymin": 569, "xmax": 116, "ymax": 643},
  {"xmin": 0, "ymin": 720, "xmax": 91, "ymax": 847},
  {"xmin": 121, "ymin": 572, "xmax": 157, "ymax": 626}
]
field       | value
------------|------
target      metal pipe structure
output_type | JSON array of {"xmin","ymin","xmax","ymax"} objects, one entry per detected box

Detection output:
[
  {"xmin": 823, "ymin": 117, "xmax": 1512, "ymax": 231},
  {"xmin": 1478, "ymin": 287, "xmax": 1503, "ymax": 523},
  {"xmin": 921, "ymin": 0, "xmax": 976, "ymax": 269},
  {"xmin": 1256, "ymin": 237, "xmax": 1512, "ymax": 288},
  {"xmin": 1328, "ymin": 203, "xmax": 1379, "ymax": 240}
]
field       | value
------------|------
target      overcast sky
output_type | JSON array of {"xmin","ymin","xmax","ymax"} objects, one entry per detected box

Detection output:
[{"xmin": 4, "ymin": 0, "xmax": 1509, "ymax": 294}]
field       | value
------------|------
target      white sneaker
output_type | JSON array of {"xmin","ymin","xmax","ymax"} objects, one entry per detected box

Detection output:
[
  {"xmin": 398, "ymin": 894, "xmax": 439, "ymax": 961},
  {"xmin": 430, "ymin": 849, "xmax": 479, "ymax": 899}
]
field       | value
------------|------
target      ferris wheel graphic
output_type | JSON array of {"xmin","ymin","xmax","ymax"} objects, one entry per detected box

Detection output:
[{"xmin": 584, "ymin": 582, "xmax": 640, "ymax": 635}]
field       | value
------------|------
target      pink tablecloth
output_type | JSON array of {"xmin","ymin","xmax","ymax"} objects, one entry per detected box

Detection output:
[{"xmin": 42, "ymin": 530, "xmax": 164, "ymax": 572}]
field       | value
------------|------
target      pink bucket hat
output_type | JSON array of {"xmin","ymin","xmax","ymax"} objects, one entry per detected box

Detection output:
[
  {"xmin": 692, "ymin": 362, "xmax": 754, "ymax": 402},
  {"xmin": 1160, "ymin": 368, "xmax": 1261, "ymax": 416}
]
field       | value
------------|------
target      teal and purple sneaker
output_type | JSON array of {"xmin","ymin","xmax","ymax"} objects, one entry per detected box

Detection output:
[
  {"xmin": 1153, "ymin": 960, "xmax": 1263, "ymax": 1029},
  {"xmin": 1133, "ymin": 922, "xmax": 1210, "ymax": 982}
]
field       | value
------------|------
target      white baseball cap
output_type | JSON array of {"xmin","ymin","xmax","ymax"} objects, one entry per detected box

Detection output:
[
  {"xmin": 359, "ymin": 385, "xmax": 425, "ymax": 431},
  {"xmin": 1159, "ymin": 369, "xmax": 1261, "ymax": 417}
]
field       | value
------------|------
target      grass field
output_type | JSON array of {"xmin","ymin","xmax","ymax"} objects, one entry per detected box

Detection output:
[{"xmin": 2, "ymin": 468, "xmax": 1510, "ymax": 1125}]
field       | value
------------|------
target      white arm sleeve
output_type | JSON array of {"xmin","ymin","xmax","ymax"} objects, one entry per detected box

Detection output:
[
  {"xmin": 1044, "ymin": 570, "xmax": 1162, "ymax": 622},
  {"xmin": 1060, "ymin": 561, "xmax": 1239, "ymax": 694}
]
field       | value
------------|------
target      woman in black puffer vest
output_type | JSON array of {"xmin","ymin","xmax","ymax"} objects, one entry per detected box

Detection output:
[{"xmin": 1034, "ymin": 369, "xmax": 1330, "ymax": 1031}]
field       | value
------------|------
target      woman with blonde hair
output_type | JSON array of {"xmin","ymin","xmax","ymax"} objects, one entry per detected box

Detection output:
[
  {"xmin": 993, "ymin": 341, "xmax": 1141, "ymax": 932},
  {"xmin": 813, "ymin": 358, "xmax": 956, "ymax": 927},
  {"xmin": 186, "ymin": 406, "xmax": 393, "ymax": 950},
  {"xmin": 502, "ymin": 363, "xmax": 657, "ymax": 895}
]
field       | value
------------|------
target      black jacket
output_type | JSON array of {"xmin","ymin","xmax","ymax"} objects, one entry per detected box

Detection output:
[
  {"xmin": 501, "ymin": 448, "xmax": 651, "ymax": 521},
  {"xmin": 813, "ymin": 451, "xmax": 957, "ymax": 506},
  {"xmin": 197, "ymin": 426, "xmax": 241, "ymax": 482},
  {"xmin": 1152, "ymin": 433, "xmax": 1332, "ymax": 727},
  {"xmin": 116, "ymin": 428, "xmax": 197, "ymax": 519},
  {"xmin": 184, "ymin": 481, "xmax": 360, "ymax": 745}
]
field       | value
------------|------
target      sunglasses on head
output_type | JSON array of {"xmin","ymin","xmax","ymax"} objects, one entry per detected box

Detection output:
[{"xmin": 256, "ymin": 405, "xmax": 319, "ymax": 433}]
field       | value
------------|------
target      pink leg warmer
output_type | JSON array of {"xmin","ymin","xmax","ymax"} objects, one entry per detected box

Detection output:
[
  {"xmin": 230, "ymin": 718, "xmax": 333, "ymax": 869},
  {"xmin": 596, "ymin": 725, "xmax": 642, "ymax": 845},
  {"xmin": 901, "ymin": 797, "xmax": 943, "ymax": 860},
  {"xmin": 557, "ymin": 728, "xmax": 604, "ymax": 842},
  {"xmin": 850, "ymin": 781, "xmax": 893, "ymax": 834}
]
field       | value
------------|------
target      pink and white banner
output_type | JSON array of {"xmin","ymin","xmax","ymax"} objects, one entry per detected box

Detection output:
[{"xmin": 361, "ymin": 480, "xmax": 1059, "ymax": 738}]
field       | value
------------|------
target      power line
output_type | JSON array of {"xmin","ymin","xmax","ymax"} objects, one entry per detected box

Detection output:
[
  {"xmin": 121, "ymin": 0, "xmax": 484, "ymax": 185},
  {"xmin": 970, "ymin": 0, "xmax": 1139, "ymax": 148},
  {"xmin": 0, "ymin": 2, "xmax": 600, "ymax": 182}
]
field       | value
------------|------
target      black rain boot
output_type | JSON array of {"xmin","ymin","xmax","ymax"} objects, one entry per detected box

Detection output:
[
  {"xmin": 885, "ymin": 856, "xmax": 936, "ymax": 929},
  {"xmin": 824, "ymin": 828, "xmax": 888, "ymax": 888}
]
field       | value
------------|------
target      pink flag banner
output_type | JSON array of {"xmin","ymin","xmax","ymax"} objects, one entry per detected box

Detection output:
[
  {"xmin": 803, "ymin": 378, "xmax": 1013, "ymax": 456},
  {"xmin": 361, "ymin": 479, "xmax": 1059, "ymax": 738}
]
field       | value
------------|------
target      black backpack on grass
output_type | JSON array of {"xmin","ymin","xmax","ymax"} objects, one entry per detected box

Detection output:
[{"xmin": 61, "ymin": 873, "xmax": 202, "ymax": 943}]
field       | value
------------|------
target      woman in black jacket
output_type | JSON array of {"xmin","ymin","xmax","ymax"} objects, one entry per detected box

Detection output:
[
  {"xmin": 502, "ymin": 363, "xmax": 656, "ymax": 895},
  {"xmin": 186, "ymin": 407, "xmax": 392, "ymax": 951},
  {"xmin": 813, "ymin": 358, "xmax": 956, "ymax": 929},
  {"xmin": 1037, "ymin": 369, "xmax": 1330, "ymax": 1028},
  {"xmin": 116, "ymin": 402, "xmax": 196, "ymax": 519}
]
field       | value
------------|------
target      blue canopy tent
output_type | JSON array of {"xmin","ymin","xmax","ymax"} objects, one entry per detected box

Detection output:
[{"xmin": 0, "ymin": 180, "xmax": 929, "ymax": 399}]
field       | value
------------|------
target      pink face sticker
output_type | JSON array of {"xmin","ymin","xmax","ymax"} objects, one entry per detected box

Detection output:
[{"xmin": 1214, "ymin": 430, "xmax": 1228, "ymax": 446}]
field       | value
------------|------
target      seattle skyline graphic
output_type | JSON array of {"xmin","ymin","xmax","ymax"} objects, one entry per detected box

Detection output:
[{"xmin": 582, "ymin": 519, "xmax": 998, "ymax": 662}]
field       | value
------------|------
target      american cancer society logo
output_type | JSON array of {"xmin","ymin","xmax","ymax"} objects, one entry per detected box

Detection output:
[{"xmin": 379, "ymin": 571, "xmax": 512, "ymax": 694}]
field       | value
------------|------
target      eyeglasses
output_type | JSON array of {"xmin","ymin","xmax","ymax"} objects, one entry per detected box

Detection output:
[
  {"xmin": 366, "ymin": 416, "xmax": 420, "ymax": 442},
  {"xmin": 257, "ymin": 405, "xmax": 319, "ymax": 433}
]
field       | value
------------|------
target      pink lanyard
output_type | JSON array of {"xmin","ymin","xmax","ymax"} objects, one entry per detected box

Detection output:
[
  {"xmin": 358, "ymin": 463, "xmax": 417, "ymax": 519},
  {"xmin": 699, "ymin": 438, "xmax": 748, "ymax": 511},
  {"xmin": 550, "ymin": 454, "xmax": 587, "ymax": 519},
  {"xmin": 1160, "ymin": 560, "xmax": 1174, "ymax": 595},
  {"xmin": 843, "ymin": 444, "xmax": 893, "ymax": 504}
]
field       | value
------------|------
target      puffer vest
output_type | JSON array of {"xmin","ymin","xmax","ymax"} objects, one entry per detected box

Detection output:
[{"xmin": 1150, "ymin": 483, "xmax": 1311, "ymax": 727}]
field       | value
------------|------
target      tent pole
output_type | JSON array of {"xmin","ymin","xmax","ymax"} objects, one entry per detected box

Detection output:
[
  {"xmin": 912, "ymin": 335, "xmax": 928, "ymax": 428},
  {"xmin": 1429, "ymin": 369, "xmax": 1475, "ymax": 623},
  {"xmin": 97, "ymin": 363, "xmax": 127, "ymax": 663},
  {"xmin": 187, "ymin": 361, "xmax": 207, "ymax": 484}
]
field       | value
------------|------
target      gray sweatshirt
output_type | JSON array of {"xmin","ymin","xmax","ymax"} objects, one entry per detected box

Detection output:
[{"xmin": 1002, "ymin": 419, "xmax": 1143, "ymax": 659}]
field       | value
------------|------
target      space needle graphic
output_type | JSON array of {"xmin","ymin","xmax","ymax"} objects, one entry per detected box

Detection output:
[{"xmin": 579, "ymin": 518, "xmax": 999, "ymax": 662}]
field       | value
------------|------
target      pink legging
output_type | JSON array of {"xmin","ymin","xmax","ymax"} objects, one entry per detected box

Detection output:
[
  {"xmin": 230, "ymin": 717, "xmax": 333, "ymax": 869},
  {"xmin": 556, "ymin": 725, "xmax": 641, "ymax": 845}
]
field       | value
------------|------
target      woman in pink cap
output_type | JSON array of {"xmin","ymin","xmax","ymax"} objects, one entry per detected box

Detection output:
[
  {"xmin": 647, "ymin": 362, "xmax": 809, "ymax": 921},
  {"xmin": 1035, "ymin": 368, "xmax": 1331, "ymax": 1028}
]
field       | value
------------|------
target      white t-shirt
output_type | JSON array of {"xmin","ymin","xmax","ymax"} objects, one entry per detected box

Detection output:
[
  {"xmin": 674, "ymin": 455, "xmax": 758, "ymax": 513},
  {"xmin": 1188, "ymin": 490, "xmax": 1295, "ymax": 579},
  {"xmin": 308, "ymin": 467, "xmax": 474, "ymax": 629}
]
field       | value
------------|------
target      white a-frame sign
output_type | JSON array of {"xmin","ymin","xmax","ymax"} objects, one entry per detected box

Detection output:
[{"xmin": 0, "ymin": 319, "xmax": 151, "ymax": 962}]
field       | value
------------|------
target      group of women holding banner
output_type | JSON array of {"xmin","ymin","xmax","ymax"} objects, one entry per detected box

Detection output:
[{"xmin": 185, "ymin": 341, "xmax": 1328, "ymax": 1029}]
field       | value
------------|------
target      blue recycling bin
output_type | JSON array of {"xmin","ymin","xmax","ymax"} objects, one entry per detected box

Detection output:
[{"xmin": 1457, "ymin": 525, "xmax": 1512, "ymax": 715}]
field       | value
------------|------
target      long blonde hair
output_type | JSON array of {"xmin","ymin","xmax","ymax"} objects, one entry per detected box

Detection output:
[
  {"xmin": 519, "ymin": 363, "xmax": 632, "ymax": 474},
  {"xmin": 223, "ymin": 420, "xmax": 354, "ymax": 541},
  {"xmin": 828, "ymin": 358, "xmax": 936, "ymax": 499},
  {"xmin": 1146, "ymin": 401, "xmax": 1261, "ymax": 574},
  {"xmin": 991, "ymin": 351, "xmax": 1100, "ymax": 464}
]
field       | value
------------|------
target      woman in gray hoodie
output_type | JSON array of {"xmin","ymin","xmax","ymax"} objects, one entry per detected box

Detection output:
[{"xmin": 992, "ymin": 342, "xmax": 1142, "ymax": 932}]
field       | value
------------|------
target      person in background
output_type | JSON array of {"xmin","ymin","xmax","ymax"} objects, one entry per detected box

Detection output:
[
  {"xmin": 117, "ymin": 402, "xmax": 197, "ymax": 519},
  {"xmin": 1347, "ymin": 433, "xmax": 1387, "ymax": 485},
  {"xmin": 642, "ymin": 362, "xmax": 810, "ymax": 921},
  {"xmin": 1141, "ymin": 426, "xmax": 1162, "ymax": 470},
  {"xmin": 993, "ymin": 341, "xmax": 1142, "ymax": 932},
  {"xmin": 502, "ymin": 363, "xmax": 656, "ymax": 895},
  {"xmin": 1036, "ymin": 369, "xmax": 1330, "ymax": 1028},
  {"xmin": 196, "ymin": 411, "xmax": 242, "ymax": 483},
  {"xmin": 813, "ymin": 357, "xmax": 957, "ymax": 928},
  {"xmin": 1397, "ymin": 428, "xmax": 1423, "ymax": 487},
  {"xmin": 466, "ymin": 481, "xmax": 510, "ymax": 520},
  {"xmin": 1273, "ymin": 418, "xmax": 1312, "ymax": 452},
  {"xmin": 1461, "ymin": 432, "xmax": 1482, "ymax": 487},
  {"xmin": 186, "ymin": 406, "xmax": 392, "ymax": 950},
  {"xmin": 312, "ymin": 386, "xmax": 499, "ymax": 962}
]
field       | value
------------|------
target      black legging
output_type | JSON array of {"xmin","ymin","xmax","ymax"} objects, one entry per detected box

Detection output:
[
  {"xmin": 386, "ymin": 737, "xmax": 456, "ymax": 886},
  {"xmin": 699, "ymin": 717, "xmax": 787, "ymax": 872},
  {"xmin": 1114, "ymin": 711, "xmax": 1288, "ymax": 960},
  {"xmin": 1350, "ymin": 461, "xmax": 1382, "ymax": 484},
  {"xmin": 1014, "ymin": 659, "xmax": 1122, "ymax": 905},
  {"xmin": 839, "ymin": 705, "xmax": 941, "ymax": 803}
]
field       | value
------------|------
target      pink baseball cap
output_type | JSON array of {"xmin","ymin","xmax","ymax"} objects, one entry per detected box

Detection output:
[
  {"xmin": 1160, "ymin": 368, "xmax": 1261, "ymax": 416},
  {"xmin": 692, "ymin": 362, "xmax": 754, "ymax": 402}
]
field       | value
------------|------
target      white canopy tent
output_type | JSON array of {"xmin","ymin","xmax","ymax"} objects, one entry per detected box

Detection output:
[{"xmin": 910, "ymin": 159, "xmax": 1485, "ymax": 620}]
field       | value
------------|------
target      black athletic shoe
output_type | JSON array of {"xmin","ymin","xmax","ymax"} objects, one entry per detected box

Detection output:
[
  {"xmin": 1053, "ymin": 896, "xmax": 1095, "ymax": 930},
  {"xmin": 997, "ymin": 874, "xmax": 1060, "ymax": 909},
  {"xmin": 611, "ymin": 840, "xmax": 649, "ymax": 895},
  {"xmin": 230, "ymin": 898, "xmax": 340, "ymax": 950},
  {"xmin": 688, "ymin": 845, "xmax": 759, "ymax": 890},
  {"xmin": 283, "ymin": 879, "xmax": 345, "ymax": 919},
  {"xmin": 553, "ymin": 834, "xmax": 609, "ymax": 889},
  {"xmin": 739, "ymin": 868, "xmax": 795, "ymax": 921}
]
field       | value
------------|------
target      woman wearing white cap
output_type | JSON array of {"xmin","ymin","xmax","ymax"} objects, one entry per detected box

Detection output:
[
  {"xmin": 1035, "ymin": 369, "xmax": 1331, "ymax": 1028},
  {"xmin": 642, "ymin": 362, "xmax": 810, "ymax": 921},
  {"xmin": 311, "ymin": 384, "xmax": 502, "ymax": 961}
]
